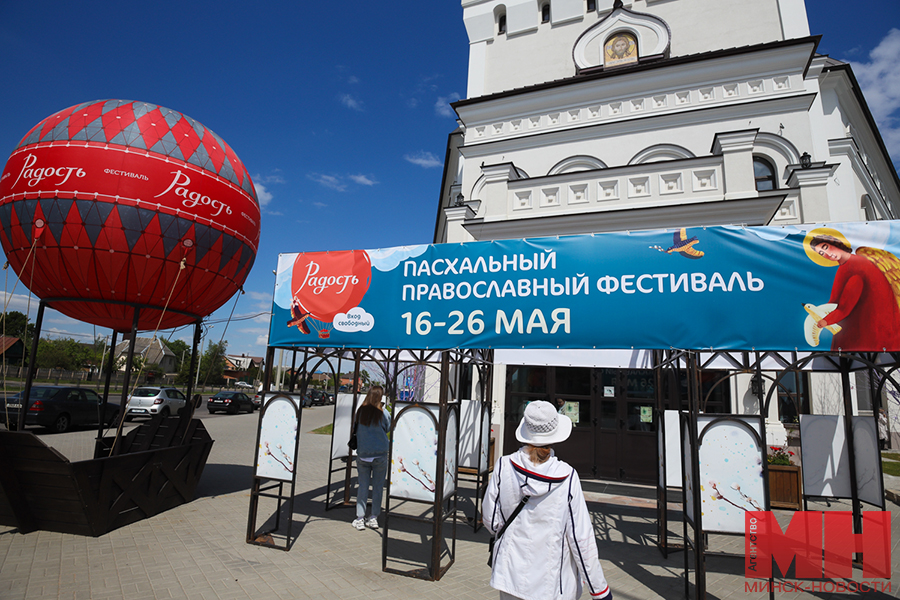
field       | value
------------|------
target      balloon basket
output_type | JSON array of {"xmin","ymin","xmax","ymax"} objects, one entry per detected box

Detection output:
[{"xmin": 318, "ymin": 330, "xmax": 330, "ymax": 339}]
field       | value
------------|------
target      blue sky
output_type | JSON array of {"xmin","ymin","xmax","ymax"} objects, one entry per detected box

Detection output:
[{"xmin": 0, "ymin": 0, "xmax": 898, "ymax": 363}]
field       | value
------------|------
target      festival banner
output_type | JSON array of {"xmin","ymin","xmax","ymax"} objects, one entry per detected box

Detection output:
[{"xmin": 267, "ymin": 221, "xmax": 900, "ymax": 352}]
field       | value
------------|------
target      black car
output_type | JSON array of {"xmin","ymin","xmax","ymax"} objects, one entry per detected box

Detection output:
[
  {"xmin": 0, "ymin": 386, "xmax": 120, "ymax": 433},
  {"xmin": 309, "ymin": 389, "xmax": 334, "ymax": 406},
  {"xmin": 207, "ymin": 391, "xmax": 254, "ymax": 414}
]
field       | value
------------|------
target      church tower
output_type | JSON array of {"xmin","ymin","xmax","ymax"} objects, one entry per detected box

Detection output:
[
  {"xmin": 435, "ymin": 0, "xmax": 900, "ymax": 480},
  {"xmin": 437, "ymin": 0, "xmax": 898, "ymax": 246}
]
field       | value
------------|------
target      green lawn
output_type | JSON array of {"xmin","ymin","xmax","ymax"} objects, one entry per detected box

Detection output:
[
  {"xmin": 311, "ymin": 423, "xmax": 333, "ymax": 435},
  {"xmin": 883, "ymin": 452, "xmax": 900, "ymax": 477}
]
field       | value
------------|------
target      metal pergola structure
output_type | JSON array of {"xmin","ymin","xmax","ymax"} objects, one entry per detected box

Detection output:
[
  {"xmin": 653, "ymin": 348, "xmax": 897, "ymax": 600},
  {"xmin": 246, "ymin": 343, "xmax": 493, "ymax": 581}
]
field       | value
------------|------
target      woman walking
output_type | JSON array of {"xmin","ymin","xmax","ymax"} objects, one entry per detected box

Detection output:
[
  {"xmin": 352, "ymin": 385, "xmax": 390, "ymax": 530},
  {"xmin": 483, "ymin": 400, "xmax": 612, "ymax": 600}
]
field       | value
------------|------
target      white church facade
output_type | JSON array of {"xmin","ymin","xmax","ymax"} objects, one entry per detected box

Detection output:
[{"xmin": 433, "ymin": 0, "xmax": 900, "ymax": 480}]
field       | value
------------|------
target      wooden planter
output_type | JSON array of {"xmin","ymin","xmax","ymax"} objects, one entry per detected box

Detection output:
[
  {"xmin": 0, "ymin": 415, "xmax": 213, "ymax": 536},
  {"xmin": 768, "ymin": 464, "xmax": 802, "ymax": 510}
]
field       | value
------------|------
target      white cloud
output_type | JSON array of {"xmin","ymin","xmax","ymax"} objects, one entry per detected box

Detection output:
[
  {"xmin": 349, "ymin": 174, "xmax": 377, "ymax": 186},
  {"xmin": 308, "ymin": 173, "xmax": 347, "ymax": 192},
  {"xmin": 850, "ymin": 28, "xmax": 900, "ymax": 163},
  {"xmin": 339, "ymin": 93, "xmax": 364, "ymax": 111},
  {"xmin": 254, "ymin": 182, "xmax": 273, "ymax": 207},
  {"xmin": 404, "ymin": 151, "xmax": 442, "ymax": 168},
  {"xmin": 313, "ymin": 202, "xmax": 327, "ymax": 208},
  {"xmin": 247, "ymin": 291, "xmax": 271, "ymax": 303},
  {"xmin": 435, "ymin": 93, "xmax": 461, "ymax": 118}
]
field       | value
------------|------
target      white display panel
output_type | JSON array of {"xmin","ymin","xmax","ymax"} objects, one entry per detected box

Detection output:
[
  {"xmin": 479, "ymin": 405, "xmax": 490, "ymax": 472},
  {"xmin": 458, "ymin": 399, "xmax": 483, "ymax": 469},
  {"xmin": 800, "ymin": 415, "xmax": 883, "ymax": 506},
  {"xmin": 390, "ymin": 405, "xmax": 439, "ymax": 501},
  {"xmin": 663, "ymin": 410, "xmax": 682, "ymax": 488},
  {"xmin": 698, "ymin": 418, "xmax": 764, "ymax": 534},
  {"xmin": 330, "ymin": 393, "xmax": 356, "ymax": 460},
  {"xmin": 255, "ymin": 397, "xmax": 299, "ymax": 482},
  {"xmin": 853, "ymin": 417, "xmax": 883, "ymax": 507},
  {"xmin": 444, "ymin": 409, "xmax": 458, "ymax": 500},
  {"xmin": 801, "ymin": 415, "xmax": 851, "ymax": 498}
]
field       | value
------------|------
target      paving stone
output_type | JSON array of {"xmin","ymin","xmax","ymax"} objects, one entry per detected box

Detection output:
[{"xmin": 2, "ymin": 408, "xmax": 899, "ymax": 599}]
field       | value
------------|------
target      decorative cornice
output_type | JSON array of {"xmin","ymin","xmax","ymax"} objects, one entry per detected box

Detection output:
[{"xmin": 462, "ymin": 194, "xmax": 787, "ymax": 240}]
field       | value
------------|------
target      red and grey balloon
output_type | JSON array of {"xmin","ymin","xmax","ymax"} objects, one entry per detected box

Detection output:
[{"xmin": 0, "ymin": 100, "xmax": 260, "ymax": 331}]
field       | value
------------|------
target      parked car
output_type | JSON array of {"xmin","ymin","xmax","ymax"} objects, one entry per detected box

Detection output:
[
  {"xmin": 254, "ymin": 390, "xmax": 311, "ymax": 408},
  {"xmin": 207, "ymin": 391, "xmax": 254, "ymax": 414},
  {"xmin": 309, "ymin": 389, "xmax": 334, "ymax": 406},
  {"xmin": 0, "ymin": 385, "xmax": 120, "ymax": 433},
  {"xmin": 125, "ymin": 386, "xmax": 188, "ymax": 419},
  {"xmin": 235, "ymin": 381, "xmax": 253, "ymax": 389}
]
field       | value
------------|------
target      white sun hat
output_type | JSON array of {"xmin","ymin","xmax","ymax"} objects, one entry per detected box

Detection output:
[{"xmin": 515, "ymin": 400, "xmax": 572, "ymax": 446}]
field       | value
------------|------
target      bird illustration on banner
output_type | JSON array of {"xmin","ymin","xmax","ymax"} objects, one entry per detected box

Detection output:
[{"xmin": 650, "ymin": 228, "xmax": 705, "ymax": 259}]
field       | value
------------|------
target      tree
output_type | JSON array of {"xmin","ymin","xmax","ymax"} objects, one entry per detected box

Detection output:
[
  {"xmin": 0, "ymin": 311, "xmax": 34, "ymax": 365},
  {"xmin": 198, "ymin": 340, "xmax": 227, "ymax": 385},
  {"xmin": 0, "ymin": 311, "xmax": 32, "ymax": 341},
  {"xmin": 35, "ymin": 337, "xmax": 87, "ymax": 370}
]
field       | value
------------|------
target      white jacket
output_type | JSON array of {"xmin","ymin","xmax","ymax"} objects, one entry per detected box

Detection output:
[{"xmin": 483, "ymin": 448, "xmax": 612, "ymax": 600}]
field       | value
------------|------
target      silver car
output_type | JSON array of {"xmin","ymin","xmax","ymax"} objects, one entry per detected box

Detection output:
[{"xmin": 125, "ymin": 386, "xmax": 188, "ymax": 419}]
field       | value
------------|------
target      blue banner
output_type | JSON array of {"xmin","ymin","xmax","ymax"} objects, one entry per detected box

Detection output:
[{"xmin": 267, "ymin": 222, "xmax": 900, "ymax": 352}]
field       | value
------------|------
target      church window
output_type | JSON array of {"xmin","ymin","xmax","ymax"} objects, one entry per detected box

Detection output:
[
  {"xmin": 753, "ymin": 156, "xmax": 777, "ymax": 191},
  {"xmin": 541, "ymin": 3, "xmax": 551, "ymax": 23},
  {"xmin": 498, "ymin": 14, "xmax": 507, "ymax": 34},
  {"xmin": 587, "ymin": 0, "xmax": 596, "ymax": 10}
]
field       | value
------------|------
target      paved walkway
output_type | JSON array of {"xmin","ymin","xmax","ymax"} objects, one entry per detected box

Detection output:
[{"xmin": 0, "ymin": 408, "xmax": 898, "ymax": 599}]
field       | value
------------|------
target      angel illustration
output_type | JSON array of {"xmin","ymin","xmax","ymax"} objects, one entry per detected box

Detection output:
[{"xmin": 806, "ymin": 233, "xmax": 900, "ymax": 351}]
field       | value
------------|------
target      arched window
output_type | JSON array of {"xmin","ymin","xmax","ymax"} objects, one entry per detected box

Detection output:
[
  {"xmin": 587, "ymin": 0, "xmax": 596, "ymax": 11},
  {"xmin": 541, "ymin": 3, "xmax": 551, "ymax": 23},
  {"xmin": 498, "ymin": 14, "xmax": 507, "ymax": 34},
  {"xmin": 753, "ymin": 156, "xmax": 777, "ymax": 191}
]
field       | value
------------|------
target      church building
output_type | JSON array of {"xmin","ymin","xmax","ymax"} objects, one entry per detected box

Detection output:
[{"xmin": 433, "ymin": 0, "xmax": 900, "ymax": 481}]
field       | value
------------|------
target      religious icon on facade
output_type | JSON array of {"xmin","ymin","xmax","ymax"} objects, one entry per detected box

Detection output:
[{"xmin": 604, "ymin": 32, "xmax": 638, "ymax": 67}]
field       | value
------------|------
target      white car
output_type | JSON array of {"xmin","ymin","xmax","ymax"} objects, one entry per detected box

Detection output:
[
  {"xmin": 125, "ymin": 386, "xmax": 188, "ymax": 419},
  {"xmin": 235, "ymin": 381, "xmax": 254, "ymax": 389}
]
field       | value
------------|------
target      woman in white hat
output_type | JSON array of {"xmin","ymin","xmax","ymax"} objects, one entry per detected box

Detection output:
[{"xmin": 483, "ymin": 400, "xmax": 612, "ymax": 600}]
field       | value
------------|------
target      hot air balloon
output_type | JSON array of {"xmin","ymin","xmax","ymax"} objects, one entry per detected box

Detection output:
[
  {"xmin": 290, "ymin": 251, "xmax": 371, "ymax": 338},
  {"xmin": 0, "ymin": 100, "xmax": 260, "ymax": 330}
]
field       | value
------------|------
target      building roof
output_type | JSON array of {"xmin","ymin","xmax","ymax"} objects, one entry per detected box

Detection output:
[
  {"xmin": 0, "ymin": 337, "xmax": 22, "ymax": 353},
  {"xmin": 113, "ymin": 337, "xmax": 176, "ymax": 366},
  {"xmin": 225, "ymin": 355, "xmax": 263, "ymax": 370}
]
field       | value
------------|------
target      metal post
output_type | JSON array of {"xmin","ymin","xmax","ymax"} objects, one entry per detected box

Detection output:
[
  {"xmin": 118, "ymin": 309, "xmax": 141, "ymax": 414},
  {"xmin": 432, "ymin": 351, "xmax": 451, "ymax": 580},
  {"xmin": 97, "ymin": 330, "xmax": 119, "ymax": 441},
  {"xmin": 344, "ymin": 352, "xmax": 362, "ymax": 505},
  {"xmin": 17, "ymin": 301, "xmax": 46, "ymax": 432},
  {"xmin": 840, "ymin": 357, "xmax": 863, "ymax": 554},
  {"xmin": 184, "ymin": 321, "xmax": 202, "ymax": 401}
]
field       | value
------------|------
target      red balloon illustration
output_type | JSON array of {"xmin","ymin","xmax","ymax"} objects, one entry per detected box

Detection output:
[
  {"xmin": 290, "ymin": 251, "xmax": 371, "ymax": 338},
  {"xmin": 0, "ymin": 100, "xmax": 260, "ymax": 331}
]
